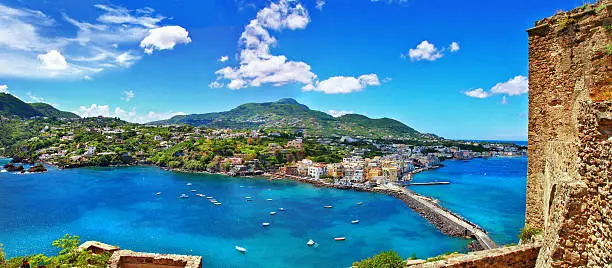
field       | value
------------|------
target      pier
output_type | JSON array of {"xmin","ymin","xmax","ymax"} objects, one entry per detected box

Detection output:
[
  {"xmin": 407, "ymin": 181, "xmax": 450, "ymax": 186},
  {"xmin": 374, "ymin": 184, "xmax": 498, "ymax": 250}
]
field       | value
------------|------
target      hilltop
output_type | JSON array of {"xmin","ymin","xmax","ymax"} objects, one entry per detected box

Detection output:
[
  {"xmin": 0, "ymin": 93, "xmax": 79, "ymax": 119},
  {"xmin": 150, "ymin": 98, "xmax": 424, "ymax": 139}
]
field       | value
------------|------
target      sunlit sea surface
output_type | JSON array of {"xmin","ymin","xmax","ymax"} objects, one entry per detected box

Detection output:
[{"xmin": 0, "ymin": 157, "xmax": 525, "ymax": 267}]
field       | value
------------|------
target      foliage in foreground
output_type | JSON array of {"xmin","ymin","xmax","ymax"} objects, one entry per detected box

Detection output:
[
  {"xmin": 519, "ymin": 225, "xmax": 542, "ymax": 242},
  {"xmin": 1, "ymin": 234, "xmax": 111, "ymax": 268},
  {"xmin": 352, "ymin": 250, "xmax": 405, "ymax": 268}
]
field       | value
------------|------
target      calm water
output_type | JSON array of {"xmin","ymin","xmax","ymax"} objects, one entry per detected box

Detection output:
[
  {"xmin": 410, "ymin": 157, "xmax": 527, "ymax": 245},
  {"xmin": 0, "ymin": 157, "xmax": 525, "ymax": 267}
]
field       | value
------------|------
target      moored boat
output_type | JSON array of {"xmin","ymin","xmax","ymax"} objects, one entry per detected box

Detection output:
[
  {"xmin": 262, "ymin": 222, "xmax": 270, "ymax": 227},
  {"xmin": 356, "ymin": 202, "xmax": 363, "ymax": 205},
  {"xmin": 278, "ymin": 208, "xmax": 285, "ymax": 211},
  {"xmin": 307, "ymin": 239, "xmax": 315, "ymax": 246},
  {"xmin": 334, "ymin": 237, "xmax": 346, "ymax": 241},
  {"xmin": 324, "ymin": 205, "xmax": 333, "ymax": 208},
  {"xmin": 351, "ymin": 220, "xmax": 360, "ymax": 224},
  {"xmin": 179, "ymin": 194, "xmax": 189, "ymax": 199},
  {"xmin": 269, "ymin": 211, "xmax": 277, "ymax": 215},
  {"xmin": 235, "ymin": 246, "xmax": 247, "ymax": 253}
]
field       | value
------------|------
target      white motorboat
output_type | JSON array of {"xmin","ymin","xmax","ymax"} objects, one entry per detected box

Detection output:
[
  {"xmin": 278, "ymin": 208, "xmax": 285, "ymax": 211},
  {"xmin": 351, "ymin": 220, "xmax": 360, "ymax": 224},
  {"xmin": 269, "ymin": 211, "xmax": 277, "ymax": 215},
  {"xmin": 235, "ymin": 246, "xmax": 247, "ymax": 253},
  {"xmin": 262, "ymin": 222, "xmax": 270, "ymax": 227},
  {"xmin": 207, "ymin": 196, "xmax": 213, "ymax": 199},
  {"xmin": 214, "ymin": 202, "xmax": 222, "ymax": 205},
  {"xmin": 266, "ymin": 198, "xmax": 273, "ymax": 201},
  {"xmin": 307, "ymin": 239, "xmax": 315, "ymax": 246},
  {"xmin": 179, "ymin": 194, "xmax": 189, "ymax": 199},
  {"xmin": 324, "ymin": 205, "xmax": 333, "ymax": 209},
  {"xmin": 156, "ymin": 192, "xmax": 162, "ymax": 195},
  {"xmin": 190, "ymin": 189, "xmax": 197, "ymax": 192},
  {"xmin": 356, "ymin": 202, "xmax": 363, "ymax": 205},
  {"xmin": 186, "ymin": 183, "xmax": 192, "ymax": 186},
  {"xmin": 334, "ymin": 237, "xmax": 346, "ymax": 241}
]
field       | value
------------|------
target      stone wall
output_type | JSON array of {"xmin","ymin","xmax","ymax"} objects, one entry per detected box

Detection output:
[
  {"xmin": 107, "ymin": 250, "xmax": 202, "ymax": 268},
  {"xmin": 408, "ymin": 243, "xmax": 541, "ymax": 268},
  {"xmin": 526, "ymin": 1, "xmax": 611, "ymax": 267}
]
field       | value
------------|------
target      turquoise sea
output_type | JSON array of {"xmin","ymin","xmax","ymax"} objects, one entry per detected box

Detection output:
[{"xmin": 0, "ymin": 157, "xmax": 525, "ymax": 267}]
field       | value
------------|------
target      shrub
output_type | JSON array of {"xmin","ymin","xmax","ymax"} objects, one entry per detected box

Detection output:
[
  {"xmin": 425, "ymin": 252, "xmax": 458, "ymax": 263},
  {"xmin": 605, "ymin": 44, "xmax": 612, "ymax": 55},
  {"xmin": 519, "ymin": 226, "xmax": 542, "ymax": 241},
  {"xmin": 352, "ymin": 250, "xmax": 405, "ymax": 268}
]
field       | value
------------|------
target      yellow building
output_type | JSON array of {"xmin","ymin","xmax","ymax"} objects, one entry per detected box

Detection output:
[{"xmin": 382, "ymin": 166, "xmax": 399, "ymax": 182}]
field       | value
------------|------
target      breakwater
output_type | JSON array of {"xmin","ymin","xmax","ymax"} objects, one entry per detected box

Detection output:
[{"xmin": 280, "ymin": 175, "xmax": 498, "ymax": 250}]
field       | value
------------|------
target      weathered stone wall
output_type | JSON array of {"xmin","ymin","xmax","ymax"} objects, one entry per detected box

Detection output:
[
  {"xmin": 407, "ymin": 243, "xmax": 541, "ymax": 268},
  {"xmin": 526, "ymin": 1, "xmax": 611, "ymax": 267}
]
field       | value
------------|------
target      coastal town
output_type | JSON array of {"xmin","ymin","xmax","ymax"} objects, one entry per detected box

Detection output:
[{"xmin": 2, "ymin": 116, "xmax": 526, "ymax": 190}]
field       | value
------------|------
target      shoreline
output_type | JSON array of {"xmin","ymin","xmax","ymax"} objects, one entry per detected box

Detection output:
[{"xmin": 3, "ymin": 157, "xmax": 506, "ymax": 250}]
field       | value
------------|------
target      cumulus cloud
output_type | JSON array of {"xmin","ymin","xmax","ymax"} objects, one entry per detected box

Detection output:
[
  {"xmin": 140, "ymin": 26, "xmax": 191, "ymax": 54},
  {"xmin": 302, "ymin": 74, "xmax": 380, "ymax": 94},
  {"xmin": 315, "ymin": 0, "xmax": 326, "ymax": 10},
  {"xmin": 464, "ymin": 88, "xmax": 491, "ymax": 99},
  {"xmin": 402, "ymin": 40, "xmax": 460, "ymax": 61},
  {"xmin": 75, "ymin": 104, "xmax": 185, "ymax": 123},
  {"xmin": 37, "ymin": 50, "xmax": 68, "ymax": 70},
  {"xmin": 449, "ymin": 42, "xmax": 460, "ymax": 52},
  {"xmin": 463, "ymin": 75, "xmax": 529, "ymax": 99},
  {"xmin": 405, "ymin": 41, "xmax": 442, "ymax": 61},
  {"xmin": 213, "ymin": 0, "xmax": 379, "ymax": 94},
  {"xmin": 328, "ymin": 109, "xmax": 354, "ymax": 117},
  {"xmin": 0, "ymin": 84, "xmax": 8, "ymax": 94},
  {"xmin": 218, "ymin": 55, "xmax": 229, "ymax": 62},
  {"xmin": 208, "ymin": 81, "xmax": 224, "ymax": 89},
  {"xmin": 0, "ymin": 2, "xmax": 188, "ymax": 79},
  {"xmin": 121, "ymin": 90, "xmax": 135, "ymax": 102}
]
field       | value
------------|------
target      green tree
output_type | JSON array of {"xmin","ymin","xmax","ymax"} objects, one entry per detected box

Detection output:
[{"xmin": 352, "ymin": 250, "xmax": 404, "ymax": 268}]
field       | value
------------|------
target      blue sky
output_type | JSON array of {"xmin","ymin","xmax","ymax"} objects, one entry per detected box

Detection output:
[{"xmin": 0, "ymin": 0, "xmax": 588, "ymax": 140}]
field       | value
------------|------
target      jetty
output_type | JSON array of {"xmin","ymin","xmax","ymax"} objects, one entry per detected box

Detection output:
[
  {"xmin": 374, "ymin": 184, "xmax": 498, "ymax": 250},
  {"xmin": 407, "ymin": 182, "xmax": 450, "ymax": 186},
  {"xmin": 279, "ymin": 174, "xmax": 498, "ymax": 250}
]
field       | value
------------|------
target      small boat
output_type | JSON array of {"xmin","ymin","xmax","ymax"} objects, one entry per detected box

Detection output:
[
  {"xmin": 190, "ymin": 189, "xmax": 197, "ymax": 192},
  {"xmin": 245, "ymin": 196, "xmax": 252, "ymax": 199},
  {"xmin": 278, "ymin": 208, "xmax": 285, "ymax": 211},
  {"xmin": 307, "ymin": 239, "xmax": 315, "ymax": 246},
  {"xmin": 235, "ymin": 246, "xmax": 247, "ymax": 253},
  {"xmin": 1, "ymin": 169, "xmax": 7, "ymax": 173},
  {"xmin": 156, "ymin": 192, "xmax": 162, "ymax": 195},
  {"xmin": 324, "ymin": 205, "xmax": 333, "ymax": 209},
  {"xmin": 210, "ymin": 199, "xmax": 217, "ymax": 203},
  {"xmin": 262, "ymin": 222, "xmax": 270, "ymax": 227},
  {"xmin": 266, "ymin": 198, "xmax": 273, "ymax": 201},
  {"xmin": 179, "ymin": 194, "xmax": 189, "ymax": 199},
  {"xmin": 214, "ymin": 202, "xmax": 222, "ymax": 205},
  {"xmin": 269, "ymin": 211, "xmax": 277, "ymax": 215},
  {"xmin": 186, "ymin": 183, "xmax": 192, "ymax": 186},
  {"xmin": 206, "ymin": 196, "xmax": 213, "ymax": 199},
  {"xmin": 356, "ymin": 202, "xmax": 363, "ymax": 205},
  {"xmin": 351, "ymin": 220, "xmax": 360, "ymax": 224},
  {"xmin": 334, "ymin": 237, "xmax": 346, "ymax": 241},
  {"xmin": 196, "ymin": 194, "xmax": 205, "ymax": 197}
]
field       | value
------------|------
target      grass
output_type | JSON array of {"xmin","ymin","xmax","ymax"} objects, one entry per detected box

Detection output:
[
  {"xmin": 605, "ymin": 44, "xmax": 612, "ymax": 55},
  {"xmin": 519, "ymin": 226, "xmax": 542, "ymax": 241},
  {"xmin": 425, "ymin": 252, "xmax": 459, "ymax": 263}
]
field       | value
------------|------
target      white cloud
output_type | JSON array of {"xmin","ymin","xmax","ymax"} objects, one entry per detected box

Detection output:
[
  {"xmin": 121, "ymin": 90, "xmax": 135, "ymax": 102},
  {"xmin": 501, "ymin": 95, "xmax": 507, "ymax": 104},
  {"xmin": 0, "ymin": 84, "xmax": 8, "ymax": 94},
  {"xmin": 0, "ymin": 3, "xmax": 188, "ymax": 79},
  {"xmin": 140, "ymin": 26, "xmax": 191, "ymax": 54},
  {"xmin": 75, "ymin": 104, "xmax": 185, "ymax": 123},
  {"xmin": 83, "ymin": 75, "xmax": 92, "ymax": 80},
  {"xmin": 302, "ymin": 74, "xmax": 380, "ymax": 94},
  {"xmin": 406, "ymin": 41, "xmax": 442, "ymax": 61},
  {"xmin": 208, "ymin": 81, "xmax": 224, "ymax": 89},
  {"xmin": 37, "ymin": 50, "xmax": 68, "ymax": 70},
  {"xmin": 490, "ymin": 75, "xmax": 528, "ymax": 96},
  {"xmin": 464, "ymin": 88, "xmax": 491, "ymax": 98},
  {"xmin": 214, "ymin": 0, "xmax": 379, "ymax": 94},
  {"xmin": 328, "ymin": 110, "xmax": 353, "ymax": 117},
  {"xmin": 315, "ymin": 0, "xmax": 326, "ymax": 10},
  {"xmin": 218, "ymin": 55, "xmax": 229, "ymax": 62},
  {"xmin": 403, "ymin": 40, "xmax": 460, "ymax": 61},
  {"xmin": 449, "ymin": 42, "xmax": 460, "ymax": 52},
  {"xmin": 463, "ymin": 75, "xmax": 529, "ymax": 99},
  {"xmin": 382, "ymin": 77, "xmax": 392, "ymax": 83}
]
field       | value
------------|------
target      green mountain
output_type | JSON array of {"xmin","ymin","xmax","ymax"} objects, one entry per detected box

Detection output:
[
  {"xmin": 151, "ymin": 98, "xmax": 423, "ymax": 139},
  {"xmin": 0, "ymin": 93, "xmax": 79, "ymax": 119},
  {"xmin": 30, "ymin": 103, "xmax": 80, "ymax": 119}
]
